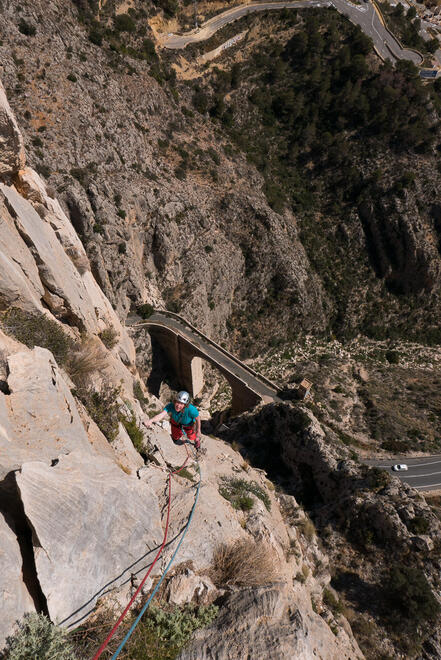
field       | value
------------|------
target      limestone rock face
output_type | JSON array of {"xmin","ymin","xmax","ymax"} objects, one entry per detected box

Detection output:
[
  {"xmin": 0, "ymin": 347, "xmax": 92, "ymax": 479},
  {"xmin": 0, "ymin": 174, "xmax": 136, "ymax": 366},
  {"xmin": 165, "ymin": 571, "xmax": 219, "ymax": 606},
  {"xmin": 0, "ymin": 511, "xmax": 35, "ymax": 648},
  {"xmin": 179, "ymin": 582, "xmax": 362, "ymax": 660},
  {"xmin": 16, "ymin": 451, "xmax": 163, "ymax": 627},
  {"xmin": 0, "ymin": 81, "xmax": 25, "ymax": 178}
]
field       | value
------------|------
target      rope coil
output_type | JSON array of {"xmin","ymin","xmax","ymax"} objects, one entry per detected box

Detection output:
[{"xmin": 92, "ymin": 439, "xmax": 201, "ymax": 659}]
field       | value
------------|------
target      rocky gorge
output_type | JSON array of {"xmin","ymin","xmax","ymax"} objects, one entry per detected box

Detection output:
[
  {"xmin": 0, "ymin": 73, "xmax": 365, "ymax": 658},
  {"xmin": 0, "ymin": 0, "xmax": 441, "ymax": 658}
]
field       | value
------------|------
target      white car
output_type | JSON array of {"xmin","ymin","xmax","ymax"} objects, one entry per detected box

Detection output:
[{"xmin": 392, "ymin": 464, "xmax": 408, "ymax": 471}]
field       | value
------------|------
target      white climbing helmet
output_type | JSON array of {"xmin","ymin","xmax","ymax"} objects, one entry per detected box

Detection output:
[{"xmin": 176, "ymin": 390, "xmax": 190, "ymax": 405}]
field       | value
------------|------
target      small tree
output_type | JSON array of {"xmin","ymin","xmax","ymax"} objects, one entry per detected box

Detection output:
[{"xmin": 386, "ymin": 565, "xmax": 440, "ymax": 626}]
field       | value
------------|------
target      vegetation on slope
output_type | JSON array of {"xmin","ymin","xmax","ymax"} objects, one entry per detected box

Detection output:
[{"xmin": 188, "ymin": 9, "xmax": 441, "ymax": 347}]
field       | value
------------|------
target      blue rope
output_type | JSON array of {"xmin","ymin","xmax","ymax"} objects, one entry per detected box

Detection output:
[{"xmin": 111, "ymin": 450, "xmax": 201, "ymax": 659}]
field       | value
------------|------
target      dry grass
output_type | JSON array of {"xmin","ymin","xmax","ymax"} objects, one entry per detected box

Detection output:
[
  {"xmin": 298, "ymin": 517, "xmax": 316, "ymax": 542},
  {"xmin": 99, "ymin": 327, "xmax": 119, "ymax": 350},
  {"xmin": 66, "ymin": 337, "xmax": 108, "ymax": 386},
  {"xmin": 210, "ymin": 539, "xmax": 279, "ymax": 587},
  {"xmin": 66, "ymin": 246, "xmax": 90, "ymax": 275}
]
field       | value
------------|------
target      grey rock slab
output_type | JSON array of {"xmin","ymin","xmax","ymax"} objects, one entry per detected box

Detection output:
[
  {"xmin": 0, "ymin": 81, "xmax": 25, "ymax": 177},
  {"xmin": 0, "ymin": 511, "xmax": 35, "ymax": 648},
  {"xmin": 179, "ymin": 582, "xmax": 362, "ymax": 660},
  {"xmin": 0, "ymin": 184, "xmax": 99, "ymax": 332},
  {"xmin": 0, "ymin": 195, "xmax": 45, "ymax": 312},
  {"xmin": 2, "ymin": 347, "xmax": 92, "ymax": 473},
  {"xmin": 112, "ymin": 422, "xmax": 145, "ymax": 473},
  {"xmin": 16, "ymin": 451, "xmax": 163, "ymax": 628}
]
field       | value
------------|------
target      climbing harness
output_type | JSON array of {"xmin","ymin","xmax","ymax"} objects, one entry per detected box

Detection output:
[{"xmin": 92, "ymin": 435, "xmax": 201, "ymax": 659}]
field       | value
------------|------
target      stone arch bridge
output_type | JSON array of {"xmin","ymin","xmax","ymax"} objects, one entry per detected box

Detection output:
[{"xmin": 131, "ymin": 311, "xmax": 279, "ymax": 414}]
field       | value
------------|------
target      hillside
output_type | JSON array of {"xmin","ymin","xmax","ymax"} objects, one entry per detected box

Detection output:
[{"xmin": 1, "ymin": 0, "xmax": 440, "ymax": 363}]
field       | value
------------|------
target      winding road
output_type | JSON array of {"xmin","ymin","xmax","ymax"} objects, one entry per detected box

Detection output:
[
  {"xmin": 160, "ymin": 0, "xmax": 423, "ymax": 64},
  {"xmin": 364, "ymin": 456, "xmax": 441, "ymax": 491}
]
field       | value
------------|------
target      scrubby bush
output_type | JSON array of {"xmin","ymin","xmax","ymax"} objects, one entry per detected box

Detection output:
[
  {"xmin": 66, "ymin": 337, "xmax": 108, "ymax": 386},
  {"xmin": 385, "ymin": 565, "xmax": 440, "ymax": 626},
  {"xmin": 18, "ymin": 19, "xmax": 36, "ymax": 36},
  {"xmin": 120, "ymin": 413, "xmax": 145, "ymax": 453},
  {"xmin": 76, "ymin": 383, "xmax": 121, "ymax": 442},
  {"xmin": 114, "ymin": 13, "xmax": 136, "ymax": 33},
  {"xmin": 88, "ymin": 29, "xmax": 102, "ymax": 46},
  {"xmin": 1, "ymin": 308, "xmax": 75, "ymax": 367},
  {"xmin": 385, "ymin": 350, "xmax": 400, "ymax": 364},
  {"xmin": 323, "ymin": 588, "xmax": 344, "ymax": 615},
  {"xmin": 137, "ymin": 303, "xmax": 154, "ymax": 319},
  {"xmin": 365, "ymin": 466, "xmax": 390, "ymax": 490},
  {"xmin": 133, "ymin": 380, "xmax": 147, "ymax": 407},
  {"xmin": 219, "ymin": 476, "xmax": 271, "ymax": 511},
  {"xmin": 143, "ymin": 604, "xmax": 218, "ymax": 646},
  {"xmin": 408, "ymin": 516, "xmax": 430, "ymax": 535},
  {"xmin": 98, "ymin": 327, "xmax": 119, "ymax": 350},
  {"xmin": 4, "ymin": 612, "xmax": 76, "ymax": 660},
  {"xmin": 70, "ymin": 603, "xmax": 217, "ymax": 658},
  {"xmin": 211, "ymin": 538, "xmax": 278, "ymax": 586},
  {"xmin": 298, "ymin": 517, "xmax": 316, "ymax": 541}
]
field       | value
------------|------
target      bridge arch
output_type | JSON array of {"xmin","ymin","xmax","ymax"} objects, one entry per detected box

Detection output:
[{"xmin": 136, "ymin": 311, "xmax": 278, "ymax": 414}]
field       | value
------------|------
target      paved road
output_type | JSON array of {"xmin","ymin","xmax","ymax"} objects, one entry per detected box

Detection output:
[
  {"xmin": 160, "ymin": 0, "xmax": 423, "ymax": 64},
  {"xmin": 364, "ymin": 456, "xmax": 441, "ymax": 491},
  {"xmin": 130, "ymin": 311, "xmax": 280, "ymax": 402},
  {"xmin": 332, "ymin": 0, "xmax": 422, "ymax": 63}
]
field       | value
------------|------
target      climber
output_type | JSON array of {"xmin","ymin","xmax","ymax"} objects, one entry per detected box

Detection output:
[{"xmin": 143, "ymin": 390, "xmax": 201, "ymax": 450}]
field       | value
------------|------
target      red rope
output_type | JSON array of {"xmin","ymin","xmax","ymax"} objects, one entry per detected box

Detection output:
[{"xmin": 92, "ymin": 442, "xmax": 192, "ymax": 660}]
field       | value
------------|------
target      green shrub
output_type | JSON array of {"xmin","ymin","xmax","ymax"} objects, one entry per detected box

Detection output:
[
  {"xmin": 18, "ymin": 19, "xmax": 36, "ymax": 36},
  {"xmin": 133, "ymin": 380, "xmax": 147, "ymax": 410},
  {"xmin": 114, "ymin": 13, "xmax": 136, "ymax": 33},
  {"xmin": 89, "ymin": 28, "xmax": 103, "ymax": 46},
  {"xmin": 118, "ymin": 242, "xmax": 126, "ymax": 254},
  {"xmin": 67, "ymin": 73, "xmax": 77, "ymax": 83},
  {"xmin": 219, "ymin": 477, "xmax": 271, "ymax": 511},
  {"xmin": 98, "ymin": 327, "xmax": 119, "ymax": 349},
  {"xmin": 137, "ymin": 303, "xmax": 154, "ymax": 319},
  {"xmin": 366, "ymin": 466, "xmax": 390, "ymax": 490},
  {"xmin": 408, "ymin": 516, "xmax": 430, "ymax": 535},
  {"xmin": 76, "ymin": 384, "xmax": 121, "ymax": 442},
  {"xmin": 117, "ymin": 209, "xmax": 126, "ymax": 218},
  {"xmin": 144, "ymin": 604, "xmax": 218, "ymax": 646},
  {"xmin": 120, "ymin": 413, "xmax": 144, "ymax": 453},
  {"xmin": 4, "ymin": 612, "xmax": 76, "ymax": 660},
  {"xmin": 323, "ymin": 588, "xmax": 344, "ymax": 615},
  {"xmin": 1, "ymin": 308, "xmax": 75, "ymax": 367},
  {"xmin": 93, "ymin": 223, "xmax": 104, "ymax": 234},
  {"xmin": 385, "ymin": 565, "xmax": 440, "ymax": 625},
  {"xmin": 385, "ymin": 350, "xmax": 400, "ymax": 364}
]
